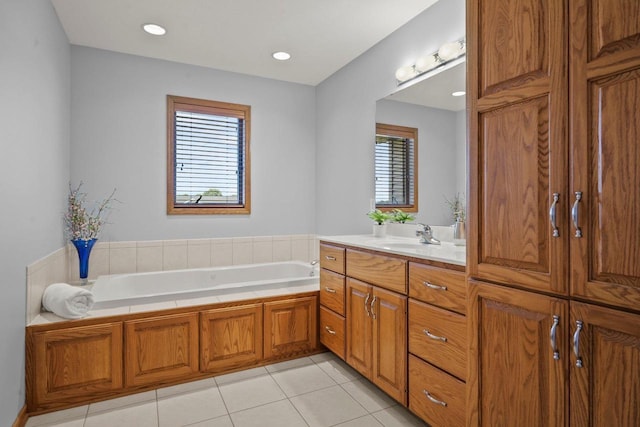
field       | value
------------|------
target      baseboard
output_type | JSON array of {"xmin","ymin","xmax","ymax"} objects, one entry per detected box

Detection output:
[{"xmin": 12, "ymin": 405, "xmax": 28, "ymax": 427}]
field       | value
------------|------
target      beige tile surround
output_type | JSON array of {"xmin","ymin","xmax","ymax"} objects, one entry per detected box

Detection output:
[{"xmin": 26, "ymin": 234, "xmax": 319, "ymax": 324}]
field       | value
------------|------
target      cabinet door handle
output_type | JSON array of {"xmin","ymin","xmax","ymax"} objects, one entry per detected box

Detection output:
[
  {"xmin": 550, "ymin": 315, "xmax": 560, "ymax": 360},
  {"xmin": 325, "ymin": 255, "xmax": 337, "ymax": 261},
  {"xmin": 550, "ymin": 193, "xmax": 560, "ymax": 237},
  {"xmin": 423, "ymin": 329, "xmax": 447, "ymax": 342},
  {"xmin": 324, "ymin": 326, "xmax": 336, "ymax": 335},
  {"xmin": 424, "ymin": 281, "xmax": 447, "ymax": 291},
  {"xmin": 573, "ymin": 320, "xmax": 584, "ymax": 368},
  {"xmin": 423, "ymin": 390, "xmax": 447, "ymax": 407},
  {"xmin": 571, "ymin": 192, "xmax": 583, "ymax": 238},
  {"xmin": 364, "ymin": 293, "xmax": 370, "ymax": 317},
  {"xmin": 324, "ymin": 287, "xmax": 337, "ymax": 293},
  {"xmin": 371, "ymin": 296, "xmax": 377, "ymax": 320}
]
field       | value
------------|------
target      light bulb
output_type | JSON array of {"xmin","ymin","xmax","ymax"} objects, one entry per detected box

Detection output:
[
  {"xmin": 414, "ymin": 54, "xmax": 440, "ymax": 73},
  {"xmin": 438, "ymin": 41, "xmax": 463, "ymax": 62},
  {"xmin": 142, "ymin": 23, "xmax": 166, "ymax": 36},
  {"xmin": 272, "ymin": 51, "xmax": 291, "ymax": 61},
  {"xmin": 395, "ymin": 65, "xmax": 416, "ymax": 83}
]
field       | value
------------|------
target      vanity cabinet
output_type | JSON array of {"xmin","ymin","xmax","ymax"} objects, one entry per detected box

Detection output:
[
  {"xmin": 27, "ymin": 322, "xmax": 123, "ymax": 412},
  {"xmin": 319, "ymin": 243, "xmax": 347, "ymax": 358},
  {"xmin": 467, "ymin": 0, "xmax": 640, "ymax": 425},
  {"xmin": 346, "ymin": 277, "xmax": 407, "ymax": 405},
  {"xmin": 124, "ymin": 312, "xmax": 200, "ymax": 387},
  {"xmin": 200, "ymin": 303, "xmax": 263, "ymax": 373}
]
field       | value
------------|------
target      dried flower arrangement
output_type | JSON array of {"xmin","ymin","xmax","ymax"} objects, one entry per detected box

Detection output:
[
  {"xmin": 444, "ymin": 192, "xmax": 466, "ymax": 223},
  {"xmin": 64, "ymin": 183, "xmax": 117, "ymax": 240}
]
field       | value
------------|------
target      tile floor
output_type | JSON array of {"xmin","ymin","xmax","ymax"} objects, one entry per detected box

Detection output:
[{"xmin": 25, "ymin": 352, "xmax": 427, "ymax": 427}]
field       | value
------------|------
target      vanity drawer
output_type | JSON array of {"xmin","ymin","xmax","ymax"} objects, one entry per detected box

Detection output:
[
  {"xmin": 408, "ymin": 299, "xmax": 467, "ymax": 380},
  {"xmin": 320, "ymin": 243, "xmax": 345, "ymax": 274},
  {"xmin": 409, "ymin": 355, "xmax": 465, "ymax": 427},
  {"xmin": 320, "ymin": 269, "xmax": 345, "ymax": 315},
  {"xmin": 409, "ymin": 262, "xmax": 466, "ymax": 314},
  {"xmin": 319, "ymin": 306, "xmax": 345, "ymax": 359},
  {"xmin": 346, "ymin": 249, "xmax": 407, "ymax": 294}
]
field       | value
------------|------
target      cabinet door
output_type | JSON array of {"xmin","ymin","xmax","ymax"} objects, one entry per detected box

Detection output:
[
  {"xmin": 467, "ymin": 281, "xmax": 568, "ymax": 427},
  {"xmin": 467, "ymin": 0, "xmax": 569, "ymax": 295},
  {"xmin": 371, "ymin": 286, "xmax": 407, "ymax": 405},
  {"xmin": 125, "ymin": 313, "xmax": 199, "ymax": 387},
  {"xmin": 200, "ymin": 303, "xmax": 263, "ymax": 372},
  {"xmin": 264, "ymin": 296, "xmax": 318, "ymax": 359},
  {"xmin": 346, "ymin": 278, "xmax": 372, "ymax": 378},
  {"xmin": 28, "ymin": 322, "xmax": 123, "ymax": 412},
  {"xmin": 569, "ymin": 0, "xmax": 640, "ymax": 311},
  {"xmin": 570, "ymin": 302, "xmax": 640, "ymax": 426}
]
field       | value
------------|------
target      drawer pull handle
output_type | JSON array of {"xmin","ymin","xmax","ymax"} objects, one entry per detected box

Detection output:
[
  {"xmin": 325, "ymin": 326, "xmax": 336, "ymax": 335},
  {"xmin": 423, "ymin": 329, "xmax": 447, "ymax": 342},
  {"xmin": 550, "ymin": 192, "xmax": 560, "ymax": 237},
  {"xmin": 324, "ymin": 287, "xmax": 337, "ymax": 293},
  {"xmin": 364, "ymin": 293, "xmax": 371, "ymax": 317},
  {"xmin": 325, "ymin": 255, "xmax": 337, "ymax": 261},
  {"xmin": 550, "ymin": 315, "xmax": 560, "ymax": 360},
  {"xmin": 423, "ymin": 390, "xmax": 447, "ymax": 407},
  {"xmin": 424, "ymin": 281, "xmax": 447, "ymax": 291},
  {"xmin": 573, "ymin": 320, "xmax": 584, "ymax": 368},
  {"xmin": 572, "ymin": 192, "xmax": 583, "ymax": 238},
  {"xmin": 371, "ymin": 296, "xmax": 377, "ymax": 320}
]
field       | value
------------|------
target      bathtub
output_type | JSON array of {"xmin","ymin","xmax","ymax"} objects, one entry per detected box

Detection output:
[{"xmin": 91, "ymin": 261, "xmax": 319, "ymax": 309}]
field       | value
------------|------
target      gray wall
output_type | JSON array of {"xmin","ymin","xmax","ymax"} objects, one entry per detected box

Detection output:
[
  {"xmin": 316, "ymin": 0, "xmax": 465, "ymax": 234},
  {"xmin": 70, "ymin": 47, "xmax": 317, "ymax": 241},
  {"xmin": 0, "ymin": 0, "xmax": 70, "ymax": 423},
  {"xmin": 376, "ymin": 99, "xmax": 458, "ymax": 225}
]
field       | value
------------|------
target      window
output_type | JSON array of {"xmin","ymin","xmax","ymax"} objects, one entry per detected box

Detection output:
[
  {"xmin": 375, "ymin": 123, "xmax": 418, "ymax": 212},
  {"xmin": 167, "ymin": 95, "xmax": 250, "ymax": 214}
]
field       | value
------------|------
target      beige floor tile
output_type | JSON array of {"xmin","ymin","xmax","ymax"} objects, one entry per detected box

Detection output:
[
  {"xmin": 157, "ymin": 387, "xmax": 227, "ymax": 427},
  {"xmin": 371, "ymin": 405, "xmax": 428, "ymax": 427},
  {"xmin": 289, "ymin": 385, "xmax": 368, "ymax": 427},
  {"xmin": 183, "ymin": 415, "xmax": 234, "ymax": 427},
  {"xmin": 218, "ymin": 373, "xmax": 287, "ymax": 413},
  {"xmin": 156, "ymin": 377, "xmax": 216, "ymax": 398},
  {"xmin": 214, "ymin": 366, "xmax": 269, "ymax": 386},
  {"xmin": 87, "ymin": 390, "xmax": 156, "ymax": 414},
  {"xmin": 340, "ymin": 380, "xmax": 397, "ymax": 412},
  {"xmin": 264, "ymin": 356, "xmax": 314, "ymax": 373},
  {"xmin": 270, "ymin": 362, "xmax": 337, "ymax": 397},
  {"xmin": 25, "ymin": 405, "xmax": 88, "ymax": 427},
  {"xmin": 230, "ymin": 400, "xmax": 307, "ymax": 427},
  {"xmin": 84, "ymin": 401, "xmax": 158, "ymax": 427},
  {"xmin": 335, "ymin": 415, "xmax": 384, "ymax": 427},
  {"xmin": 315, "ymin": 357, "xmax": 362, "ymax": 384}
]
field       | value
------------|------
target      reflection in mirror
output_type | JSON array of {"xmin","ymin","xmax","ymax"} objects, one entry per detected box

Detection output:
[
  {"xmin": 375, "ymin": 123, "xmax": 418, "ymax": 212},
  {"xmin": 375, "ymin": 58, "xmax": 466, "ymax": 226}
]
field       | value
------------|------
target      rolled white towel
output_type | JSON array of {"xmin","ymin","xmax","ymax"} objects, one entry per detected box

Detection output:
[{"xmin": 42, "ymin": 283, "xmax": 95, "ymax": 319}]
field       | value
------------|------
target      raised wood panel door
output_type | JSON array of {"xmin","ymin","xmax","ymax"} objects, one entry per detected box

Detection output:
[
  {"xmin": 28, "ymin": 323, "xmax": 123, "ymax": 411},
  {"xmin": 468, "ymin": 0, "xmax": 568, "ymax": 295},
  {"xmin": 371, "ymin": 287, "xmax": 407, "ymax": 405},
  {"xmin": 264, "ymin": 296, "xmax": 317, "ymax": 359},
  {"xmin": 124, "ymin": 313, "xmax": 199, "ymax": 387},
  {"xmin": 467, "ymin": 281, "xmax": 568, "ymax": 427},
  {"xmin": 570, "ymin": 301, "xmax": 640, "ymax": 426},
  {"xmin": 570, "ymin": 0, "xmax": 640, "ymax": 311},
  {"xmin": 346, "ymin": 278, "xmax": 372, "ymax": 378},
  {"xmin": 200, "ymin": 303, "xmax": 263, "ymax": 373}
]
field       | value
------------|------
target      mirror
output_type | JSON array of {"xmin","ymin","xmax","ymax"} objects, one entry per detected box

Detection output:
[{"xmin": 375, "ymin": 58, "xmax": 466, "ymax": 225}]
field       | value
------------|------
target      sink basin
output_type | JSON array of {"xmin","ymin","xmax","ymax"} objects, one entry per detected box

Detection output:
[{"xmin": 378, "ymin": 242, "xmax": 428, "ymax": 251}]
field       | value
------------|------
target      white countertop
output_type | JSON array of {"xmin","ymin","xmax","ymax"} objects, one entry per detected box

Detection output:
[{"xmin": 319, "ymin": 234, "xmax": 466, "ymax": 266}]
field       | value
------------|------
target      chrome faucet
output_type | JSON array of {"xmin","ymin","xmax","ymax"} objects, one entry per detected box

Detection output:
[
  {"xmin": 309, "ymin": 260, "xmax": 319, "ymax": 276},
  {"xmin": 416, "ymin": 223, "xmax": 441, "ymax": 245}
]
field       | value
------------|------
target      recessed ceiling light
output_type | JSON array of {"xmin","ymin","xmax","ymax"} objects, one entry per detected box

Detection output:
[
  {"xmin": 272, "ymin": 51, "xmax": 291, "ymax": 61},
  {"xmin": 142, "ymin": 23, "xmax": 166, "ymax": 36},
  {"xmin": 452, "ymin": 91, "xmax": 466, "ymax": 97}
]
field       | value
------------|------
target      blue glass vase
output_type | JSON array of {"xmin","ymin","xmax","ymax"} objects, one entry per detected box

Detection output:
[{"xmin": 71, "ymin": 239, "xmax": 97, "ymax": 281}]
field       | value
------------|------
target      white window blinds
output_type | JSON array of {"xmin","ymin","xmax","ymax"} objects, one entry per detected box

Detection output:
[{"xmin": 375, "ymin": 135, "xmax": 415, "ymax": 206}]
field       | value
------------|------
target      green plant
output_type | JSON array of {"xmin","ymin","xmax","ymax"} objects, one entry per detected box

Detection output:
[
  {"xmin": 367, "ymin": 209, "xmax": 392, "ymax": 225},
  {"xmin": 390, "ymin": 209, "xmax": 415, "ymax": 223},
  {"xmin": 444, "ymin": 192, "xmax": 466, "ymax": 222}
]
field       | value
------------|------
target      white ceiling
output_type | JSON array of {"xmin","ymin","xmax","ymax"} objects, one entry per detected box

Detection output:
[{"xmin": 51, "ymin": 0, "xmax": 440, "ymax": 86}]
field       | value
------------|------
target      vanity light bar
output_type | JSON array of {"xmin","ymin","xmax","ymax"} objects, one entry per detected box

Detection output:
[{"xmin": 395, "ymin": 37, "xmax": 466, "ymax": 85}]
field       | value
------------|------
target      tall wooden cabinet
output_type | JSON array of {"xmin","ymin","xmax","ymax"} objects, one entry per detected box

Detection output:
[{"xmin": 467, "ymin": 0, "xmax": 640, "ymax": 425}]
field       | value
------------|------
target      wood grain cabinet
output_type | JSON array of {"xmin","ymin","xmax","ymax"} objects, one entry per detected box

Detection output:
[
  {"xmin": 200, "ymin": 303, "xmax": 263, "ymax": 373},
  {"xmin": 124, "ymin": 312, "xmax": 200, "ymax": 387},
  {"xmin": 264, "ymin": 296, "xmax": 318, "ymax": 359},
  {"xmin": 319, "ymin": 243, "xmax": 347, "ymax": 358},
  {"xmin": 27, "ymin": 322, "xmax": 123, "ymax": 412},
  {"xmin": 346, "ymin": 277, "xmax": 407, "ymax": 405},
  {"xmin": 467, "ymin": 0, "xmax": 640, "ymax": 425}
]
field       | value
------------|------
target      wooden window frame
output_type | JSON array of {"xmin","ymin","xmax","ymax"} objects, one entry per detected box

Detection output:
[
  {"xmin": 167, "ymin": 95, "xmax": 251, "ymax": 215},
  {"xmin": 375, "ymin": 123, "xmax": 418, "ymax": 212}
]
